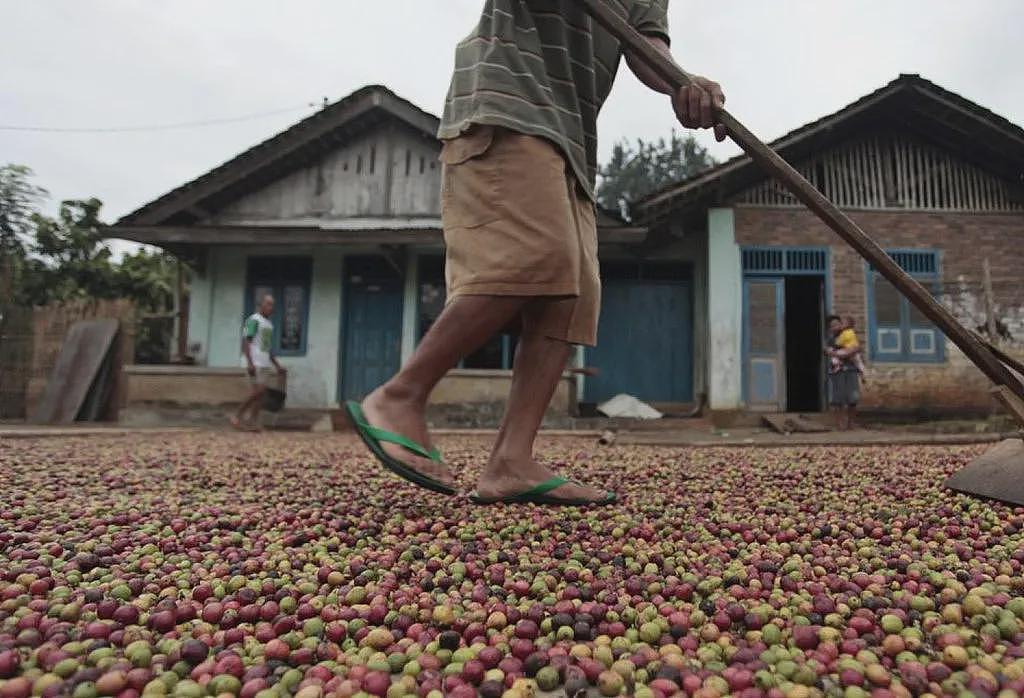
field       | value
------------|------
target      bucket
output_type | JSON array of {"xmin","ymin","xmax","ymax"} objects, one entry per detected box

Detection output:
[{"xmin": 262, "ymin": 372, "xmax": 287, "ymax": 412}]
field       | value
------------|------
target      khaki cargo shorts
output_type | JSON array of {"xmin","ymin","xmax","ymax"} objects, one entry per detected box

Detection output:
[{"xmin": 439, "ymin": 125, "xmax": 600, "ymax": 346}]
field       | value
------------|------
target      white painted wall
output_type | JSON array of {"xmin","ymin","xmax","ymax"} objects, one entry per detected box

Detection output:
[
  {"xmin": 298, "ymin": 249, "xmax": 343, "ymax": 408},
  {"xmin": 707, "ymin": 208, "xmax": 743, "ymax": 410},
  {"xmin": 187, "ymin": 246, "xmax": 345, "ymax": 408}
]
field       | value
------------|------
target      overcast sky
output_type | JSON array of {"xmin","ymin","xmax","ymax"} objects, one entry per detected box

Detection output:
[{"xmin": 3, "ymin": 0, "xmax": 1022, "ymax": 250}]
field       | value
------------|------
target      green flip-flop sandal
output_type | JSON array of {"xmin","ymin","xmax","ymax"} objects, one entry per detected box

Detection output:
[
  {"xmin": 469, "ymin": 476, "xmax": 616, "ymax": 506},
  {"xmin": 345, "ymin": 400, "xmax": 456, "ymax": 496}
]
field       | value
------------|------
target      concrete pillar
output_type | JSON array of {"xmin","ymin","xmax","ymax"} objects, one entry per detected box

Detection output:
[
  {"xmin": 187, "ymin": 255, "xmax": 214, "ymax": 365},
  {"xmin": 303, "ymin": 249, "xmax": 343, "ymax": 407},
  {"xmin": 206, "ymin": 249, "xmax": 245, "ymax": 367},
  {"xmin": 400, "ymin": 252, "xmax": 418, "ymax": 365},
  {"xmin": 707, "ymin": 208, "xmax": 743, "ymax": 411}
]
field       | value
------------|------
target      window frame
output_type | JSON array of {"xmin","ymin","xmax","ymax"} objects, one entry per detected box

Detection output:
[
  {"xmin": 865, "ymin": 249, "xmax": 945, "ymax": 364},
  {"xmin": 415, "ymin": 254, "xmax": 515, "ymax": 370},
  {"xmin": 245, "ymin": 256, "xmax": 313, "ymax": 357}
]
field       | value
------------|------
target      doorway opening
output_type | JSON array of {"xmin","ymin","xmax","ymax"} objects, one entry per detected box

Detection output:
[
  {"xmin": 784, "ymin": 275, "xmax": 825, "ymax": 412},
  {"xmin": 742, "ymin": 246, "xmax": 830, "ymax": 413}
]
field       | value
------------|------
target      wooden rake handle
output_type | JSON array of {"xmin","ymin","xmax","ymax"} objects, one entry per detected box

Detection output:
[
  {"xmin": 976, "ymin": 332, "xmax": 1024, "ymax": 377},
  {"xmin": 579, "ymin": 0, "xmax": 1024, "ymax": 403}
]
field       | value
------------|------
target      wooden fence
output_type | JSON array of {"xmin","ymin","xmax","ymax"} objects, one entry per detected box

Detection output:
[{"xmin": 0, "ymin": 299, "xmax": 135, "ymax": 419}]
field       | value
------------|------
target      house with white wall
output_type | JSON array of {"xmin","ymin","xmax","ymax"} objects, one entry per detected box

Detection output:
[{"xmin": 112, "ymin": 76, "xmax": 1024, "ymax": 424}]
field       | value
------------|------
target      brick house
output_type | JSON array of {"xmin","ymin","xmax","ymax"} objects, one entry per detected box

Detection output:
[
  {"xmin": 640, "ymin": 74, "xmax": 1024, "ymax": 417},
  {"xmin": 111, "ymin": 75, "xmax": 1023, "ymax": 422}
]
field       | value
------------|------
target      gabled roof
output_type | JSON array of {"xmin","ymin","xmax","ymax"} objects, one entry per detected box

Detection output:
[
  {"xmin": 117, "ymin": 85, "xmax": 441, "ymax": 226},
  {"xmin": 116, "ymin": 83, "xmax": 636, "ymax": 235},
  {"xmin": 638, "ymin": 74, "xmax": 1024, "ymax": 223}
]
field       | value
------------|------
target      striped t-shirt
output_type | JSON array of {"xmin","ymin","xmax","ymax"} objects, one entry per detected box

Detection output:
[{"xmin": 438, "ymin": 1, "xmax": 670, "ymax": 202}]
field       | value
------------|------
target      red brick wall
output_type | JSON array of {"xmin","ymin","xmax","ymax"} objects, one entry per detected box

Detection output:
[{"xmin": 733, "ymin": 206, "xmax": 1024, "ymax": 413}]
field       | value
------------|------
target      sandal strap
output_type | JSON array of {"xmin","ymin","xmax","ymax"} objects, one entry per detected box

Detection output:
[
  {"xmin": 520, "ymin": 476, "xmax": 570, "ymax": 496},
  {"xmin": 349, "ymin": 402, "xmax": 439, "ymax": 461},
  {"xmin": 362, "ymin": 423, "xmax": 433, "ymax": 459}
]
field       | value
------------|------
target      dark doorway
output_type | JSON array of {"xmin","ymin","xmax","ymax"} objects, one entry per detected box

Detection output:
[{"xmin": 784, "ymin": 275, "xmax": 824, "ymax": 412}]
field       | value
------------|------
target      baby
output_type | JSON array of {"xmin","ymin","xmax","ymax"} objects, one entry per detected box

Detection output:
[{"xmin": 830, "ymin": 317, "xmax": 867, "ymax": 375}]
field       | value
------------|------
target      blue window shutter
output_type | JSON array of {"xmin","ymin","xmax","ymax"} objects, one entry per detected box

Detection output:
[{"xmin": 867, "ymin": 250, "xmax": 943, "ymax": 363}]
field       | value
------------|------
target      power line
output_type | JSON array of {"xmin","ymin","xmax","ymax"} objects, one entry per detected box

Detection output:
[{"xmin": 0, "ymin": 103, "xmax": 319, "ymax": 134}]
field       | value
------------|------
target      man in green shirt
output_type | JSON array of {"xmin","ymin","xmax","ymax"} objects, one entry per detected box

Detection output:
[
  {"xmin": 349, "ymin": 1, "xmax": 725, "ymax": 504},
  {"xmin": 231, "ymin": 294, "xmax": 285, "ymax": 431}
]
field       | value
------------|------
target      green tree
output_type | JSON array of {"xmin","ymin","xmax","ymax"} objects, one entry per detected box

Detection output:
[
  {"xmin": 1, "ymin": 166, "xmax": 139, "ymax": 305},
  {"xmin": 17, "ymin": 194, "xmax": 179, "ymax": 311},
  {"xmin": 18, "ymin": 198, "xmax": 118, "ymax": 305},
  {"xmin": 116, "ymin": 248, "xmax": 177, "ymax": 314},
  {"xmin": 0, "ymin": 164, "xmax": 47, "ymax": 299},
  {"xmin": 118, "ymin": 247, "xmax": 183, "ymax": 362},
  {"xmin": 116, "ymin": 248, "xmax": 182, "ymax": 363},
  {"xmin": 597, "ymin": 131, "xmax": 716, "ymax": 220},
  {"xmin": 1, "ymin": 165, "xmax": 185, "ymax": 362}
]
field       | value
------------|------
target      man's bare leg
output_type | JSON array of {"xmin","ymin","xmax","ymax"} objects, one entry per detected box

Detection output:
[
  {"xmin": 475, "ymin": 332, "xmax": 607, "ymax": 502},
  {"xmin": 361, "ymin": 295, "xmax": 530, "ymax": 485},
  {"xmin": 231, "ymin": 388, "xmax": 263, "ymax": 430},
  {"xmin": 246, "ymin": 387, "xmax": 265, "ymax": 430}
]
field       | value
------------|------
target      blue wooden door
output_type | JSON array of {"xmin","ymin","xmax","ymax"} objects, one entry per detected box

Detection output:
[
  {"xmin": 585, "ymin": 280, "xmax": 693, "ymax": 403},
  {"xmin": 340, "ymin": 273, "xmax": 403, "ymax": 400},
  {"xmin": 743, "ymin": 277, "xmax": 786, "ymax": 410}
]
